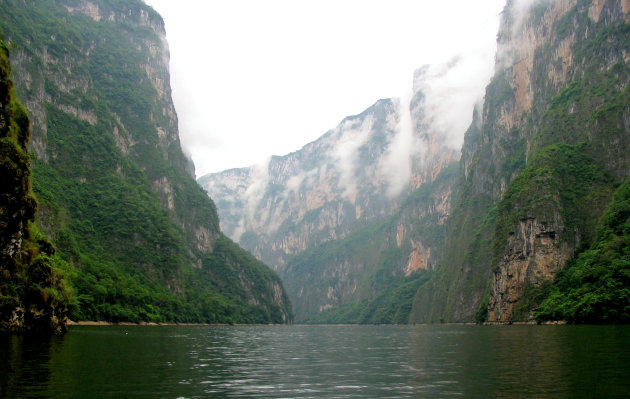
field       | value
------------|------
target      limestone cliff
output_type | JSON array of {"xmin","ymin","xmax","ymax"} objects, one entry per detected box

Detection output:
[
  {"xmin": 488, "ymin": 217, "xmax": 569, "ymax": 321},
  {"xmin": 199, "ymin": 60, "xmax": 477, "ymax": 272},
  {"xmin": 411, "ymin": 0, "xmax": 630, "ymax": 323},
  {"xmin": 0, "ymin": 40, "xmax": 70, "ymax": 333},
  {"xmin": 0, "ymin": 0, "xmax": 292, "ymax": 324},
  {"xmin": 199, "ymin": 62, "xmax": 474, "ymax": 320},
  {"xmin": 283, "ymin": 164, "xmax": 456, "ymax": 322},
  {"xmin": 201, "ymin": 99, "xmax": 457, "ymax": 271}
]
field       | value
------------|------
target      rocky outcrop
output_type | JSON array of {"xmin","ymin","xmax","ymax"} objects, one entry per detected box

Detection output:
[
  {"xmin": 411, "ymin": 0, "xmax": 630, "ymax": 323},
  {"xmin": 488, "ymin": 217, "xmax": 571, "ymax": 322},
  {"xmin": 1, "ymin": 40, "xmax": 69, "ymax": 334}
]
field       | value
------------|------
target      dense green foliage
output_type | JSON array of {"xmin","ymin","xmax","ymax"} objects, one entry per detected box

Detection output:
[
  {"xmin": 494, "ymin": 143, "xmax": 614, "ymax": 265},
  {"xmin": 282, "ymin": 219, "xmax": 393, "ymax": 322},
  {"xmin": 474, "ymin": 293, "xmax": 490, "ymax": 324},
  {"xmin": 0, "ymin": 0, "xmax": 291, "ymax": 324},
  {"xmin": 535, "ymin": 179, "xmax": 630, "ymax": 323},
  {"xmin": 304, "ymin": 270, "xmax": 431, "ymax": 324},
  {"xmin": 0, "ymin": 39, "xmax": 71, "ymax": 333}
]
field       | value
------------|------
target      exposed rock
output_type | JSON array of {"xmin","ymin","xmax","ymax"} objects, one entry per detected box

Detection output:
[
  {"xmin": 194, "ymin": 226, "xmax": 217, "ymax": 254},
  {"xmin": 411, "ymin": 0, "xmax": 630, "ymax": 323},
  {"xmin": 488, "ymin": 217, "xmax": 571, "ymax": 322},
  {"xmin": 152, "ymin": 176, "xmax": 175, "ymax": 210},
  {"xmin": 56, "ymin": 104, "xmax": 97, "ymax": 125},
  {"xmin": 406, "ymin": 240, "xmax": 431, "ymax": 276},
  {"xmin": 1, "ymin": 0, "xmax": 292, "ymax": 324},
  {"xmin": 200, "ymin": 72, "xmax": 460, "ymax": 274},
  {"xmin": 1, "ymin": 40, "xmax": 69, "ymax": 334},
  {"xmin": 64, "ymin": 1, "xmax": 103, "ymax": 22}
]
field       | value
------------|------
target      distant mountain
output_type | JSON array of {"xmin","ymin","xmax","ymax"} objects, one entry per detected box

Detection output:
[
  {"xmin": 0, "ymin": 0, "xmax": 292, "ymax": 327},
  {"xmin": 199, "ymin": 62, "xmax": 469, "ymax": 321}
]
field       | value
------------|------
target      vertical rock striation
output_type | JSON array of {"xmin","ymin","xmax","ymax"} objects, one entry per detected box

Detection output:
[
  {"xmin": 411, "ymin": 0, "xmax": 630, "ymax": 323},
  {"xmin": 200, "ymin": 61, "xmax": 477, "ymax": 321},
  {"xmin": 1, "ymin": 40, "xmax": 69, "ymax": 333},
  {"xmin": 488, "ymin": 216, "xmax": 570, "ymax": 321},
  {"xmin": 0, "ymin": 0, "xmax": 292, "ymax": 324}
]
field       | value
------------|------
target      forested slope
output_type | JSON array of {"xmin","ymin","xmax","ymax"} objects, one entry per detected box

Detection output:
[{"xmin": 0, "ymin": 0, "xmax": 292, "ymax": 327}]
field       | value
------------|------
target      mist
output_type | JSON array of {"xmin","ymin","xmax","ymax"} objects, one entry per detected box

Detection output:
[
  {"xmin": 331, "ymin": 117, "xmax": 375, "ymax": 201},
  {"xmin": 143, "ymin": 0, "xmax": 506, "ymax": 177},
  {"xmin": 383, "ymin": 94, "xmax": 415, "ymax": 198},
  {"xmin": 379, "ymin": 45, "xmax": 501, "ymax": 198}
]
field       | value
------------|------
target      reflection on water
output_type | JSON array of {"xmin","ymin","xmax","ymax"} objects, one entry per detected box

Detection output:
[
  {"xmin": 0, "ymin": 324, "xmax": 629, "ymax": 398},
  {"xmin": 0, "ymin": 334, "xmax": 65, "ymax": 397}
]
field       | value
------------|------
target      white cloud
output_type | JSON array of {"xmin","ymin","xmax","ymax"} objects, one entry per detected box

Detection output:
[
  {"xmin": 143, "ymin": 0, "xmax": 506, "ymax": 177},
  {"xmin": 418, "ymin": 52, "xmax": 497, "ymax": 151},
  {"xmin": 495, "ymin": 0, "xmax": 554, "ymax": 72},
  {"xmin": 286, "ymin": 173, "xmax": 305, "ymax": 193},
  {"xmin": 330, "ymin": 117, "xmax": 374, "ymax": 201},
  {"xmin": 231, "ymin": 157, "xmax": 271, "ymax": 241},
  {"xmin": 379, "ymin": 49, "xmax": 499, "ymax": 197},
  {"xmin": 382, "ymin": 94, "xmax": 415, "ymax": 198}
]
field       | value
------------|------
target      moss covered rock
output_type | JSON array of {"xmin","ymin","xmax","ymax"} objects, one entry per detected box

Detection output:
[{"xmin": 0, "ymin": 40, "xmax": 70, "ymax": 334}]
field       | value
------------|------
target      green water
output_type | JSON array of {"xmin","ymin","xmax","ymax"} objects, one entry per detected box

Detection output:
[{"xmin": 1, "ymin": 324, "xmax": 628, "ymax": 398}]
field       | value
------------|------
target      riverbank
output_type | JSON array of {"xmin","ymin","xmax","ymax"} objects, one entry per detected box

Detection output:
[
  {"xmin": 482, "ymin": 320, "xmax": 568, "ymax": 325},
  {"xmin": 67, "ymin": 320, "xmax": 235, "ymax": 326},
  {"xmin": 67, "ymin": 320, "xmax": 569, "ymax": 327}
]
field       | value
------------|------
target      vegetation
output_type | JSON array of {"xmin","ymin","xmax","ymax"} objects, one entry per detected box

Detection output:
[
  {"xmin": 285, "ymin": 163, "xmax": 457, "ymax": 323},
  {"xmin": 493, "ymin": 143, "xmax": 614, "ymax": 265},
  {"xmin": 305, "ymin": 270, "xmax": 431, "ymax": 324},
  {"xmin": 0, "ymin": 0, "xmax": 291, "ymax": 325},
  {"xmin": 474, "ymin": 291, "xmax": 490, "ymax": 324},
  {"xmin": 535, "ymin": 179, "xmax": 630, "ymax": 323},
  {"xmin": 411, "ymin": 0, "xmax": 630, "ymax": 323},
  {"xmin": 0, "ymin": 38, "xmax": 71, "ymax": 333}
]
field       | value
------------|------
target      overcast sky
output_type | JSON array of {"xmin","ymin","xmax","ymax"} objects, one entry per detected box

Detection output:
[{"xmin": 143, "ymin": 0, "xmax": 506, "ymax": 177}]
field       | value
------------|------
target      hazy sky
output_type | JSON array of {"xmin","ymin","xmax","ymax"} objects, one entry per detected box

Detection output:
[{"xmin": 143, "ymin": 0, "xmax": 506, "ymax": 177}]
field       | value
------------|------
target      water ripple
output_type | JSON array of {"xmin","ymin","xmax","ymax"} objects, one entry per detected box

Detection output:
[{"xmin": 1, "ymin": 324, "xmax": 629, "ymax": 398}]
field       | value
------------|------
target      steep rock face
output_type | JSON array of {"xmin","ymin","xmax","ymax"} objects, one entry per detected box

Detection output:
[
  {"xmin": 202, "ymin": 98, "xmax": 405, "ymax": 261},
  {"xmin": 1, "ymin": 0, "xmax": 292, "ymax": 323},
  {"xmin": 411, "ymin": 0, "xmax": 630, "ymax": 323},
  {"xmin": 200, "ymin": 63, "xmax": 475, "ymax": 320},
  {"xmin": 200, "ymin": 65, "xmax": 464, "ymax": 276},
  {"xmin": 487, "ymin": 141, "xmax": 616, "ymax": 322},
  {"xmin": 534, "ymin": 177, "xmax": 630, "ymax": 323},
  {"xmin": 488, "ymin": 216, "xmax": 570, "ymax": 321},
  {"xmin": 0, "ymin": 40, "xmax": 70, "ymax": 333},
  {"xmin": 283, "ymin": 164, "xmax": 456, "ymax": 322}
]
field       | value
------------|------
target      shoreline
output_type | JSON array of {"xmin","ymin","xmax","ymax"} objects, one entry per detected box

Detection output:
[
  {"xmin": 482, "ymin": 320, "xmax": 568, "ymax": 326},
  {"xmin": 67, "ymin": 321, "xmax": 282, "ymax": 327},
  {"xmin": 67, "ymin": 320, "xmax": 569, "ymax": 327}
]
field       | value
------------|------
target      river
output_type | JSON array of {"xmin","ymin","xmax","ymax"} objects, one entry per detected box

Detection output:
[{"xmin": 1, "ymin": 324, "xmax": 628, "ymax": 398}]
